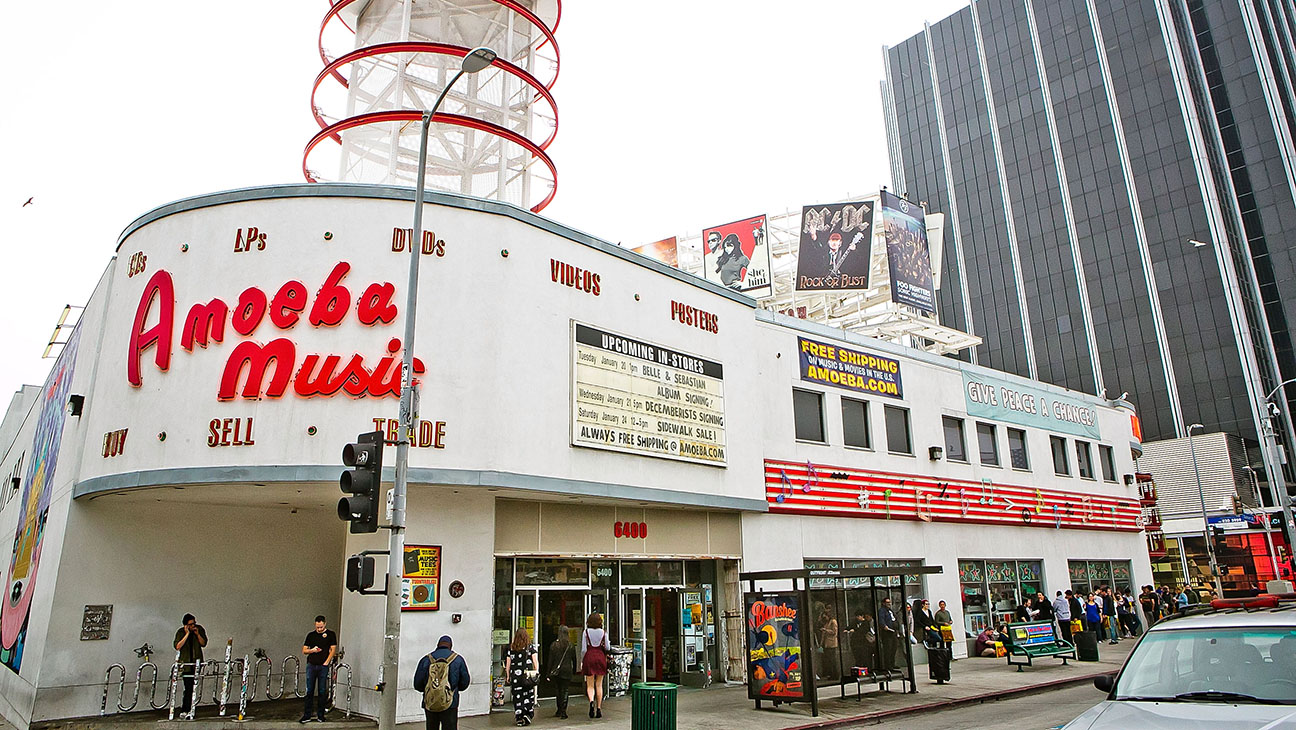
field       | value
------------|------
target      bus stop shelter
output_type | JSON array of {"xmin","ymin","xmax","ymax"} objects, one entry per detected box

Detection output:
[{"xmin": 740, "ymin": 564, "xmax": 944, "ymax": 717}]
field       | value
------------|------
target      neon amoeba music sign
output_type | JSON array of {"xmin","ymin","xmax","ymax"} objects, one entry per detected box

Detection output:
[{"xmin": 128, "ymin": 262, "xmax": 423, "ymax": 400}]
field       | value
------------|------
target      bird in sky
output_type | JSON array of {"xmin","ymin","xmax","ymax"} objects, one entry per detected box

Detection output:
[{"xmin": 22, "ymin": 197, "xmax": 33, "ymax": 207}]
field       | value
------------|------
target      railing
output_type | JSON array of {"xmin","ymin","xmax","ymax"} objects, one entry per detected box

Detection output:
[{"xmin": 103, "ymin": 642, "xmax": 355, "ymax": 720}]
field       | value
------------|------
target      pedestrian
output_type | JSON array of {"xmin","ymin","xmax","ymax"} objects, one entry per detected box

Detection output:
[
  {"xmin": 846, "ymin": 610, "xmax": 876, "ymax": 672},
  {"xmin": 819, "ymin": 606, "xmax": 840, "ymax": 679},
  {"xmin": 1067, "ymin": 590, "xmax": 1084, "ymax": 632},
  {"xmin": 1052, "ymin": 591, "xmax": 1073, "ymax": 644},
  {"xmin": 300, "ymin": 615, "xmax": 337, "ymax": 723},
  {"xmin": 414, "ymin": 635, "xmax": 470, "ymax": 730},
  {"xmin": 974, "ymin": 624, "xmax": 1003, "ymax": 657},
  {"xmin": 546, "ymin": 625, "xmax": 577, "ymax": 719},
  {"xmin": 1175, "ymin": 584, "xmax": 1189, "ymax": 613},
  {"xmin": 912, "ymin": 601, "xmax": 933, "ymax": 648},
  {"xmin": 878, "ymin": 597, "xmax": 899, "ymax": 672},
  {"xmin": 904, "ymin": 602, "xmax": 916, "ymax": 645},
  {"xmin": 505, "ymin": 628, "xmax": 538, "ymax": 726},
  {"xmin": 579, "ymin": 611, "xmax": 610, "ymax": 719},
  {"xmin": 1014, "ymin": 595, "xmax": 1033, "ymax": 623},
  {"xmin": 173, "ymin": 613, "xmax": 208, "ymax": 715},
  {"xmin": 933, "ymin": 600, "xmax": 954, "ymax": 654},
  {"xmin": 1138, "ymin": 585, "xmax": 1158, "ymax": 626},
  {"xmin": 1034, "ymin": 593, "xmax": 1053, "ymax": 622},
  {"xmin": 1099, "ymin": 588, "xmax": 1119, "ymax": 644},
  {"xmin": 1084, "ymin": 594, "xmax": 1101, "ymax": 631}
]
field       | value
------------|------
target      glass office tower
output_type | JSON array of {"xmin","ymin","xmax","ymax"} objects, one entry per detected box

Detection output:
[{"xmin": 883, "ymin": 0, "xmax": 1296, "ymax": 492}]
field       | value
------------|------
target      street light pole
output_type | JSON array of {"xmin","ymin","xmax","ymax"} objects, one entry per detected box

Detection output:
[
  {"xmin": 1261, "ymin": 378, "xmax": 1296, "ymax": 585},
  {"xmin": 380, "ymin": 46, "xmax": 497, "ymax": 730},
  {"xmin": 1187, "ymin": 424, "xmax": 1223, "ymax": 596}
]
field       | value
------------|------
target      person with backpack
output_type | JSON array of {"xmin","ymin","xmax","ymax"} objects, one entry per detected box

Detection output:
[{"xmin": 414, "ymin": 635, "xmax": 470, "ymax": 730}]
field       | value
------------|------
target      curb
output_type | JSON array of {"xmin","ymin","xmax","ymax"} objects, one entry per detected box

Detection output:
[{"xmin": 782, "ymin": 668, "xmax": 1118, "ymax": 729}]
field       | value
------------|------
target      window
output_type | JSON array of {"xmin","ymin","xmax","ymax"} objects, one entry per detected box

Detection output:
[
  {"xmin": 943, "ymin": 416, "xmax": 967, "ymax": 461},
  {"xmin": 841, "ymin": 398, "xmax": 871, "ymax": 449},
  {"xmin": 1008, "ymin": 428, "xmax": 1029, "ymax": 470},
  {"xmin": 977, "ymin": 422, "xmax": 999, "ymax": 466},
  {"xmin": 1051, "ymin": 436, "xmax": 1070, "ymax": 475},
  {"xmin": 885, "ymin": 405, "xmax": 912, "ymax": 454},
  {"xmin": 1099, "ymin": 445, "xmax": 1116, "ymax": 482},
  {"xmin": 1076, "ymin": 440, "xmax": 1094, "ymax": 479},
  {"xmin": 793, "ymin": 389, "xmax": 825, "ymax": 442}
]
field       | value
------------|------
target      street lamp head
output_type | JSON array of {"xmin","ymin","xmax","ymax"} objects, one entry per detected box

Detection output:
[
  {"xmin": 1188, "ymin": 423, "xmax": 1204, "ymax": 433},
  {"xmin": 461, "ymin": 47, "xmax": 498, "ymax": 74}
]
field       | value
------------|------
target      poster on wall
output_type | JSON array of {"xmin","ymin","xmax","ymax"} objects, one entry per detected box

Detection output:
[
  {"xmin": 571, "ymin": 322, "xmax": 726, "ymax": 466},
  {"xmin": 795, "ymin": 200, "xmax": 874, "ymax": 291},
  {"xmin": 701, "ymin": 215, "xmax": 773, "ymax": 299},
  {"xmin": 631, "ymin": 237, "xmax": 679, "ymax": 268},
  {"xmin": 746, "ymin": 592, "xmax": 806, "ymax": 701},
  {"xmin": 880, "ymin": 191, "xmax": 935, "ymax": 314},
  {"xmin": 401, "ymin": 545, "xmax": 441, "ymax": 611},
  {"xmin": 2, "ymin": 327, "xmax": 81, "ymax": 672}
]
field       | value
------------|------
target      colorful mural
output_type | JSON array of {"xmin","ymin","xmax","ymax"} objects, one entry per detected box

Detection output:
[{"xmin": 2, "ymin": 327, "xmax": 80, "ymax": 672}]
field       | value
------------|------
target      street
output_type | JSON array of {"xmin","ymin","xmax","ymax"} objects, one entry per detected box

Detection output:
[{"xmin": 842, "ymin": 682, "xmax": 1104, "ymax": 729}]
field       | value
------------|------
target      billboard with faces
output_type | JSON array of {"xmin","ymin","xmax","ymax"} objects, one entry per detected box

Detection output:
[
  {"xmin": 701, "ymin": 215, "xmax": 773, "ymax": 299},
  {"xmin": 795, "ymin": 201, "xmax": 874, "ymax": 291}
]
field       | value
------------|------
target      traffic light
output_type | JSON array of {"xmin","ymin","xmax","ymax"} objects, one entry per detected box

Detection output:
[
  {"xmin": 338, "ymin": 431, "xmax": 383, "ymax": 533},
  {"xmin": 1232, "ymin": 495, "xmax": 1244, "ymax": 515},
  {"xmin": 1210, "ymin": 525, "xmax": 1228, "ymax": 552},
  {"xmin": 346, "ymin": 555, "xmax": 376, "ymax": 592}
]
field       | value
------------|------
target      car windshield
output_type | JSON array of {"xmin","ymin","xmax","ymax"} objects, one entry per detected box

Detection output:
[{"xmin": 1114, "ymin": 626, "xmax": 1296, "ymax": 704}]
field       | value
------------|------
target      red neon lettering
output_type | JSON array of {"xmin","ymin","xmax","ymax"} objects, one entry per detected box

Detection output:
[
  {"xmin": 218, "ymin": 339, "xmax": 295, "ymax": 400},
  {"xmin": 128, "ymin": 270, "xmax": 175, "ymax": 387},
  {"xmin": 181, "ymin": 299, "xmax": 228, "ymax": 352},
  {"xmin": 270, "ymin": 280, "xmax": 307, "ymax": 329},
  {"xmin": 309, "ymin": 262, "xmax": 351, "ymax": 327},
  {"xmin": 357, "ymin": 282, "xmax": 397, "ymax": 325},
  {"xmin": 231, "ymin": 287, "xmax": 268, "ymax": 336}
]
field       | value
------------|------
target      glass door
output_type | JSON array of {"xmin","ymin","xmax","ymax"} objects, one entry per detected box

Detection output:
[{"xmin": 622, "ymin": 588, "xmax": 646, "ymax": 683}]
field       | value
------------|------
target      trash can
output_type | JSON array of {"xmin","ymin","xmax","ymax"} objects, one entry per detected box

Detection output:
[
  {"xmin": 1074, "ymin": 630, "xmax": 1100, "ymax": 662},
  {"xmin": 631, "ymin": 682, "xmax": 677, "ymax": 730},
  {"xmin": 607, "ymin": 646, "xmax": 635, "ymax": 697},
  {"xmin": 928, "ymin": 647, "xmax": 951, "ymax": 684}
]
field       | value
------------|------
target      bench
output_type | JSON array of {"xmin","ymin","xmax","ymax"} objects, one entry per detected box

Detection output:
[{"xmin": 1003, "ymin": 620, "xmax": 1076, "ymax": 671}]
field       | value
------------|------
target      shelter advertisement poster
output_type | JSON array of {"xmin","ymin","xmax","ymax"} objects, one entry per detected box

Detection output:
[
  {"xmin": 3, "ymin": 327, "xmax": 80, "ymax": 672},
  {"xmin": 632, "ymin": 237, "xmax": 679, "ymax": 268},
  {"xmin": 746, "ymin": 592, "xmax": 805, "ymax": 700},
  {"xmin": 401, "ymin": 544, "xmax": 441, "ymax": 611},
  {"xmin": 795, "ymin": 200, "xmax": 874, "ymax": 291},
  {"xmin": 702, "ymin": 215, "xmax": 773, "ymax": 299},
  {"xmin": 881, "ymin": 191, "xmax": 935, "ymax": 314},
  {"xmin": 798, "ymin": 337, "xmax": 903, "ymax": 400}
]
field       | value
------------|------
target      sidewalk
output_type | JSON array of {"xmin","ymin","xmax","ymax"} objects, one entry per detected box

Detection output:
[
  {"xmin": 451, "ymin": 641, "xmax": 1132, "ymax": 730},
  {"xmin": 54, "ymin": 641, "xmax": 1131, "ymax": 730}
]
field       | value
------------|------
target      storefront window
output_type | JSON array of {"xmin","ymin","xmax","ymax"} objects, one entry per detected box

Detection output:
[
  {"xmin": 515, "ymin": 558, "xmax": 590, "ymax": 586},
  {"xmin": 495, "ymin": 558, "xmax": 514, "ymax": 633},
  {"xmin": 1151, "ymin": 538, "xmax": 1185, "ymax": 589},
  {"xmin": 621, "ymin": 560, "xmax": 683, "ymax": 586},
  {"xmin": 957, "ymin": 558, "xmax": 1045, "ymax": 634},
  {"xmin": 1067, "ymin": 559, "xmax": 1133, "ymax": 595}
]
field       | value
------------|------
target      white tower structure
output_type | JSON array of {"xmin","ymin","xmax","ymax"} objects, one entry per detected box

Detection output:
[{"xmin": 306, "ymin": 0, "xmax": 560, "ymax": 212}]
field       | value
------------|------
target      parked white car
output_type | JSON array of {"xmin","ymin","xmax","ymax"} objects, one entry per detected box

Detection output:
[{"xmin": 1064, "ymin": 596, "xmax": 1296, "ymax": 729}]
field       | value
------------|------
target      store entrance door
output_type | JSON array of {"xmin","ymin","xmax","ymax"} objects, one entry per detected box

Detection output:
[
  {"xmin": 525, "ymin": 589, "xmax": 609, "ymax": 699},
  {"xmin": 623, "ymin": 588, "xmax": 680, "ymax": 683}
]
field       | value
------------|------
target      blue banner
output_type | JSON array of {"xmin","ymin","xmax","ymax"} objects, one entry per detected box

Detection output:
[{"xmin": 798, "ymin": 337, "xmax": 903, "ymax": 399}]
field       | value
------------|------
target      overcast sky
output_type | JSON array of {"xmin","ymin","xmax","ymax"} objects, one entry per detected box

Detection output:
[{"xmin": 0, "ymin": 0, "xmax": 967, "ymax": 395}]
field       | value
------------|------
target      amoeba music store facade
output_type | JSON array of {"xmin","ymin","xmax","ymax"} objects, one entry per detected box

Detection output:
[{"xmin": 0, "ymin": 184, "xmax": 1150, "ymax": 728}]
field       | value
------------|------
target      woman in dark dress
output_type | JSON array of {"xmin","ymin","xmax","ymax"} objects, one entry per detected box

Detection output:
[
  {"xmin": 504, "ymin": 628, "xmax": 538, "ymax": 726},
  {"xmin": 580, "ymin": 611, "xmax": 610, "ymax": 719}
]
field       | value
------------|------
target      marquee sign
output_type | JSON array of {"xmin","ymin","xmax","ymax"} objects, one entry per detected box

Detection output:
[
  {"xmin": 764, "ymin": 459, "xmax": 1141, "ymax": 532},
  {"xmin": 571, "ymin": 322, "xmax": 726, "ymax": 465}
]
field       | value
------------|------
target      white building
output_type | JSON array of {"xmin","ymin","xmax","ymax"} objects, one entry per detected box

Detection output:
[{"xmin": 0, "ymin": 184, "xmax": 1150, "ymax": 727}]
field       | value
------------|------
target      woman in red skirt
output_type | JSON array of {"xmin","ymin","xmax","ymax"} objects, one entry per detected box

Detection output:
[{"xmin": 579, "ymin": 611, "xmax": 610, "ymax": 718}]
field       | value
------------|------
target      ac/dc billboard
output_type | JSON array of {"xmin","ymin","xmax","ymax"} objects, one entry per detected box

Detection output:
[{"xmin": 795, "ymin": 201, "xmax": 874, "ymax": 291}]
